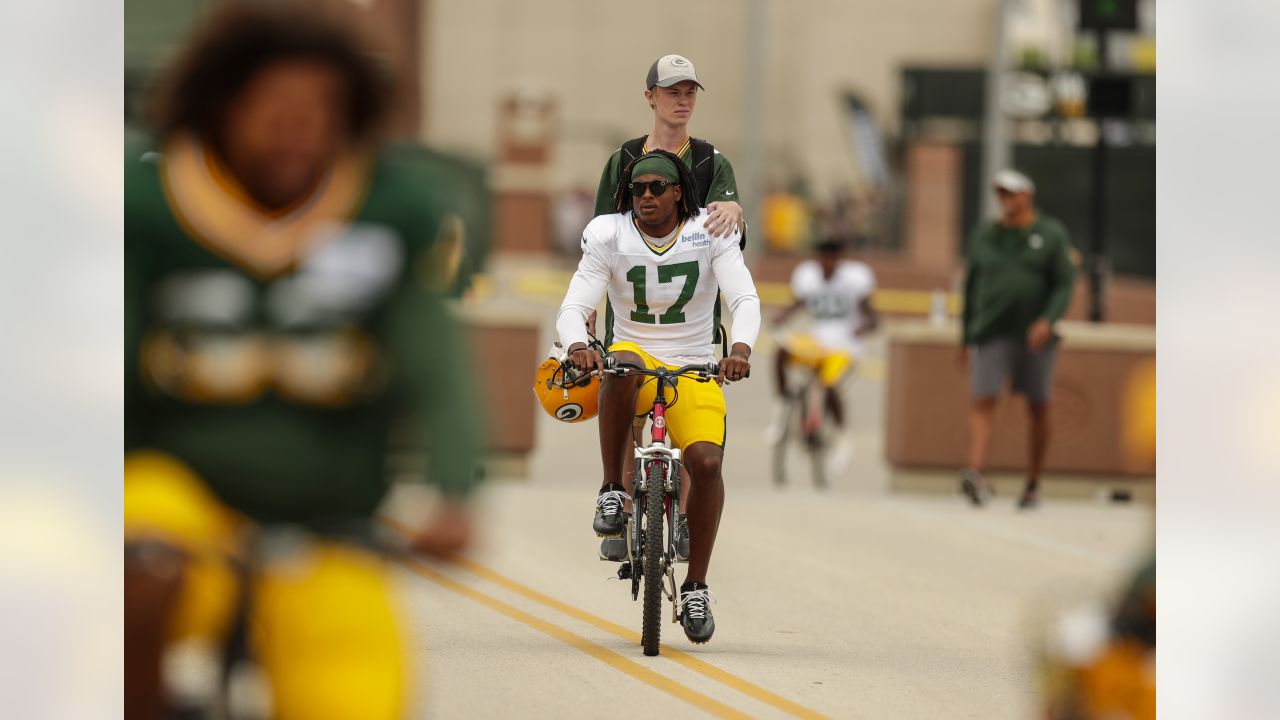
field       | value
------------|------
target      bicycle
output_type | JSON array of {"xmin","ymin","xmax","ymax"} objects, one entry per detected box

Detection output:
[
  {"xmin": 762, "ymin": 326, "xmax": 855, "ymax": 486},
  {"xmin": 599, "ymin": 354, "xmax": 720, "ymax": 657},
  {"xmin": 771, "ymin": 360, "xmax": 832, "ymax": 489}
]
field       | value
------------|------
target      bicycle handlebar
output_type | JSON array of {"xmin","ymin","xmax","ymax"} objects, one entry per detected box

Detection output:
[{"xmin": 602, "ymin": 355, "xmax": 719, "ymax": 379}]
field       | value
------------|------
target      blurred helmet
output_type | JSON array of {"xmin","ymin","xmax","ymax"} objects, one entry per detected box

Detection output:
[{"xmin": 532, "ymin": 345, "xmax": 600, "ymax": 423}]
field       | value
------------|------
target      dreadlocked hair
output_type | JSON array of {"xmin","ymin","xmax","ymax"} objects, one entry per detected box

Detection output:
[{"xmin": 612, "ymin": 149, "xmax": 702, "ymax": 223}]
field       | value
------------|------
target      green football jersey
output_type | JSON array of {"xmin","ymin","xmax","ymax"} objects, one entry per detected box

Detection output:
[{"xmin": 125, "ymin": 133, "xmax": 482, "ymax": 526}]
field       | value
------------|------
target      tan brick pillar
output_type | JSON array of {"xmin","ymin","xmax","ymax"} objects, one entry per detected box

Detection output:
[
  {"xmin": 902, "ymin": 140, "xmax": 963, "ymax": 275},
  {"xmin": 492, "ymin": 94, "xmax": 557, "ymax": 253}
]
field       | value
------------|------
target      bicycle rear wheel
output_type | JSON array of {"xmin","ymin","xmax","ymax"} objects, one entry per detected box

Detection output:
[
  {"xmin": 801, "ymin": 384, "xmax": 828, "ymax": 489},
  {"xmin": 640, "ymin": 460, "xmax": 666, "ymax": 656},
  {"xmin": 771, "ymin": 398, "xmax": 794, "ymax": 487},
  {"xmin": 808, "ymin": 440, "xmax": 828, "ymax": 489}
]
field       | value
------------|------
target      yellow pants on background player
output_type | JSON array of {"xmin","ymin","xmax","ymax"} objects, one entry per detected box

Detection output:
[
  {"xmin": 124, "ymin": 451, "xmax": 409, "ymax": 720},
  {"xmin": 780, "ymin": 332, "xmax": 855, "ymax": 388},
  {"xmin": 609, "ymin": 341, "xmax": 727, "ymax": 449}
]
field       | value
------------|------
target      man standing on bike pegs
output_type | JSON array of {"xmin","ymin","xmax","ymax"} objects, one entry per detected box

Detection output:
[
  {"xmin": 588, "ymin": 54, "xmax": 744, "ymax": 570},
  {"xmin": 557, "ymin": 150, "xmax": 760, "ymax": 644},
  {"xmin": 768, "ymin": 239, "xmax": 879, "ymax": 476}
]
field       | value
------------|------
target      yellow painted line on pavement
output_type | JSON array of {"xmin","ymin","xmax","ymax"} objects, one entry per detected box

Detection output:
[
  {"xmin": 755, "ymin": 282, "xmax": 792, "ymax": 306},
  {"xmin": 466, "ymin": 273, "xmax": 494, "ymax": 300},
  {"xmin": 399, "ymin": 556, "xmax": 752, "ymax": 720},
  {"xmin": 857, "ymin": 357, "xmax": 886, "ymax": 381},
  {"xmin": 451, "ymin": 556, "xmax": 832, "ymax": 720},
  {"xmin": 504, "ymin": 267, "xmax": 959, "ymax": 315},
  {"xmin": 871, "ymin": 288, "xmax": 963, "ymax": 316},
  {"xmin": 513, "ymin": 272, "xmax": 572, "ymax": 302},
  {"xmin": 379, "ymin": 518, "xmax": 830, "ymax": 719}
]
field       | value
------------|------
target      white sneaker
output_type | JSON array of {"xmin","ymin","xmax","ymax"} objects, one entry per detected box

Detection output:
[
  {"xmin": 826, "ymin": 434, "xmax": 854, "ymax": 478},
  {"xmin": 763, "ymin": 403, "xmax": 789, "ymax": 444}
]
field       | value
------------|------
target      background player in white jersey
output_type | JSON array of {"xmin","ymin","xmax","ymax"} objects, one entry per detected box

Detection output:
[
  {"xmin": 556, "ymin": 150, "xmax": 760, "ymax": 644},
  {"xmin": 770, "ymin": 240, "xmax": 879, "ymax": 470}
]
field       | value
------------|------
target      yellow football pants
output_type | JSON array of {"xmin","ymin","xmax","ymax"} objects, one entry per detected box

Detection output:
[{"xmin": 124, "ymin": 451, "xmax": 409, "ymax": 720}]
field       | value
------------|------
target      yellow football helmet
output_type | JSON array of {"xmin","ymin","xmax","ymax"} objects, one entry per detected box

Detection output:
[{"xmin": 532, "ymin": 344, "xmax": 601, "ymax": 423}]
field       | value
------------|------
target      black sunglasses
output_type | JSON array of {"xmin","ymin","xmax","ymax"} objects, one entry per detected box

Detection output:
[{"xmin": 629, "ymin": 180, "xmax": 671, "ymax": 198}]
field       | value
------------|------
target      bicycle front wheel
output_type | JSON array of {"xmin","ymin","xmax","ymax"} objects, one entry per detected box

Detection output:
[{"xmin": 640, "ymin": 460, "xmax": 666, "ymax": 656}]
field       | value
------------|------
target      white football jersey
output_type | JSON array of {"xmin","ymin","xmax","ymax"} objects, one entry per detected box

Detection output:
[
  {"xmin": 557, "ymin": 209, "xmax": 760, "ymax": 366},
  {"xmin": 790, "ymin": 259, "xmax": 876, "ymax": 353}
]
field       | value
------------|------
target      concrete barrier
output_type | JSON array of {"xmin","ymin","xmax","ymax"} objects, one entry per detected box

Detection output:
[
  {"xmin": 458, "ymin": 303, "xmax": 543, "ymax": 472},
  {"xmin": 885, "ymin": 320, "xmax": 1155, "ymax": 478}
]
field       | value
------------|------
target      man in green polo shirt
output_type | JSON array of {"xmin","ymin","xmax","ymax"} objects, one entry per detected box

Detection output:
[{"xmin": 958, "ymin": 169, "xmax": 1076, "ymax": 509}]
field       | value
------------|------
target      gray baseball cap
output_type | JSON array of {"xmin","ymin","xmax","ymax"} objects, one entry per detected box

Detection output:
[{"xmin": 646, "ymin": 54, "xmax": 704, "ymax": 90}]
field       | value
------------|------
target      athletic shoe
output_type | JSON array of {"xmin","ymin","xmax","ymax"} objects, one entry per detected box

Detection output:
[
  {"xmin": 959, "ymin": 467, "xmax": 991, "ymax": 507},
  {"xmin": 593, "ymin": 487, "xmax": 629, "ymax": 535},
  {"xmin": 763, "ymin": 402, "xmax": 789, "ymax": 444},
  {"xmin": 599, "ymin": 534, "xmax": 628, "ymax": 562},
  {"xmin": 1017, "ymin": 486, "xmax": 1040, "ymax": 510},
  {"xmin": 825, "ymin": 434, "xmax": 854, "ymax": 479},
  {"xmin": 674, "ymin": 514, "xmax": 690, "ymax": 562},
  {"xmin": 679, "ymin": 584, "xmax": 716, "ymax": 643}
]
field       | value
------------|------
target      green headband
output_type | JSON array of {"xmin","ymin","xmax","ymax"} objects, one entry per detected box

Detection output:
[{"xmin": 630, "ymin": 154, "xmax": 680, "ymax": 182}]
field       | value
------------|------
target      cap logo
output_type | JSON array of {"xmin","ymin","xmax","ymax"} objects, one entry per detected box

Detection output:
[{"xmin": 671, "ymin": 57, "xmax": 688, "ymax": 66}]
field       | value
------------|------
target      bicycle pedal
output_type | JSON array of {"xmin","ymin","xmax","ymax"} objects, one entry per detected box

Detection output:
[{"xmin": 598, "ymin": 535, "xmax": 628, "ymax": 562}]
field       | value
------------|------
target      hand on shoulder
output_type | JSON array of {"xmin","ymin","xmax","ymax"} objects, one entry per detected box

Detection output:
[{"xmin": 704, "ymin": 200, "xmax": 743, "ymax": 239}]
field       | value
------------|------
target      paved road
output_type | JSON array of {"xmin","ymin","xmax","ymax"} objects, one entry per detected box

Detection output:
[{"xmin": 384, "ymin": 257, "xmax": 1152, "ymax": 719}]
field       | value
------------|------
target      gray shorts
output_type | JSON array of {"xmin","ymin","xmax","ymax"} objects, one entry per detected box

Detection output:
[{"xmin": 970, "ymin": 336, "xmax": 1059, "ymax": 404}]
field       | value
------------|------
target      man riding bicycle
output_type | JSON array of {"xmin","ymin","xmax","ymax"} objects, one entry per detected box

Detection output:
[
  {"xmin": 588, "ymin": 53, "xmax": 744, "ymax": 573},
  {"xmin": 555, "ymin": 150, "xmax": 760, "ymax": 644},
  {"xmin": 768, "ymin": 239, "xmax": 878, "ymax": 473}
]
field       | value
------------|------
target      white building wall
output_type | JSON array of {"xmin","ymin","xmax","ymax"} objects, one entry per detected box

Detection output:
[{"xmin": 421, "ymin": 0, "xmax": 1004, "ymax": 200}]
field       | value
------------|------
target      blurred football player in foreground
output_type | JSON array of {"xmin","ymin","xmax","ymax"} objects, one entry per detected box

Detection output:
[{"xmin": 125, "ymin": 3, "xmax": 481, "ymax": 717}]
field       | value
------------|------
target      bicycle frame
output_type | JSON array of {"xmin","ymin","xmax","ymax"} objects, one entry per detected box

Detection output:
[
  {"xmin": 602, "ymin": 357, "xmax": 718, "ymax": 641},
  {"xmin": 630, "ymin": 374, "xmax": 682, "ymax": 612}
]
